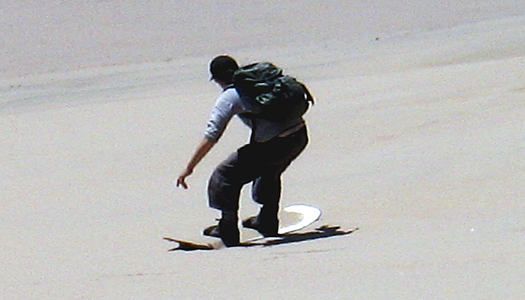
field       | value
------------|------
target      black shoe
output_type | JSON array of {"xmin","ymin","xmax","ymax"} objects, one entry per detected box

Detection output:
[
  {"xmin": 241, "ymin": 216, "xmax": 258, "ymax": 231},
  {"xmin": 219, "ymin": 218, "xmax": 240, "ymax": 246},
  {"xmin": 242, "ymin": 216, "xmax": 279, "ymax": 237},
  {"xmin": 203, "ymin": 219, "xmax": 240, "ymax": 247},
  {"xmin": 203, "ymin": 225, "xmax": 221, "ymax": 238}
]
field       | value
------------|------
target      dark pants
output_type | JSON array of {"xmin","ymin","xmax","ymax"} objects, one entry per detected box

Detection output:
[{"xmin": 208, "ymin": 126, "xmax": 308, "ymax": 227}]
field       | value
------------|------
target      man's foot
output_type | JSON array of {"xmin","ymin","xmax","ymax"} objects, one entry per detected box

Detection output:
[
  {"xmin": 241, "ymin": 216, "xmax": 258, "ymax": 231},
  {"xmin": 203, "ymin": 224, "xmax": 221, "ymax": 238},
  {"xmin": 203, "ymin": 217, "xmax": 240, "ymax": 247},
  {"xmin": 242, "ymin": 216, "xmax": 279, "ymax": 237}
]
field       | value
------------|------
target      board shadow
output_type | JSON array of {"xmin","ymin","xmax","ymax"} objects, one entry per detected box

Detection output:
[{"xmin": 242, "ymin": 225, "xmax": 359, "ymax": 248}]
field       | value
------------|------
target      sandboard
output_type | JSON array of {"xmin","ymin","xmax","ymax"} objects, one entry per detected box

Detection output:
[
  {"xmin": 277, "ymin": 204, "xmax": 322, "ymax": 235},
  {"xmin": 164, "ymin": 204, "xmax": 321, "ymax": 251}
]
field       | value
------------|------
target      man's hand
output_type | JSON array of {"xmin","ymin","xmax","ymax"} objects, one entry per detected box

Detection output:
[
  {"xmin": 176, "ymin": 138, "xmax": 215, "ymax": 190},
  {"xmin": 176, "ymin": 168, "xmax": 193, "ymax": 189}
]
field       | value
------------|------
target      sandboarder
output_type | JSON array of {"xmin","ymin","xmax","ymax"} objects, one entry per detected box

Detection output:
[{"xmin": 176, "ymin": 55, "xmax": 311, "ymax": 246}]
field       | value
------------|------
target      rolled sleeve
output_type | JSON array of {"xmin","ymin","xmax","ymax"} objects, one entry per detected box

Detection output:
[{"xmin": 204, "ymin": 89, "xmax": 244, "ymax": 142}]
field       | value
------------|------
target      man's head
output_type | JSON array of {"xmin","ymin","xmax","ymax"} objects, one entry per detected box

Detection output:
[{"xmin": 209, "ymin": 55, "xmax": 239, "ymax": 84}]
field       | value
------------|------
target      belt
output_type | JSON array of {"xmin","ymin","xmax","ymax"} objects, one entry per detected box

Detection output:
[{"xmin": 278, "ymin": 122, "xmax": 305, "ymax": 138}]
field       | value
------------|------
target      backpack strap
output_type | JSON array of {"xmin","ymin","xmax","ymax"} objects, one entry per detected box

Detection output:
[{"xmin": 223, "ymin": 84, "xmax": 235, "ymax": 91}]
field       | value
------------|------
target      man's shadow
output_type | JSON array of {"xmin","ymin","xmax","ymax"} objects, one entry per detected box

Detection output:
[{"xmin": 241, "ymin": 225, "xmax": 359, "ymax": 248}]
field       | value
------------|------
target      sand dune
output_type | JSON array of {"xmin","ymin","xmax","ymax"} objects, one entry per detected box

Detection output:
[{"xmin": 1, "ymin": 1, "xmax": 524, "ymax": 299}]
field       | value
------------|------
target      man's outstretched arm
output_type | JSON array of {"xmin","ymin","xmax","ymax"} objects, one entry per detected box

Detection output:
[{"xmin": 176, "ymin": 138, "xmax": 216, "ymax": 189}]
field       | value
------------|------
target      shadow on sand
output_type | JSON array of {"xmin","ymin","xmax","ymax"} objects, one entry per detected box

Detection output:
[
  {"xmin": 165, "ymin": 225, "xmax": 358, "ymax": 251},
  {"xmin": 244, "ymin": 225, "xmax": 358, "ymax": 248}
]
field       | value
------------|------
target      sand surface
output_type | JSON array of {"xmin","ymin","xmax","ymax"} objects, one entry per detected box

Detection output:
[{"xmin": 1, "ymin": 1, "xmax": 525, "ymax": 299}]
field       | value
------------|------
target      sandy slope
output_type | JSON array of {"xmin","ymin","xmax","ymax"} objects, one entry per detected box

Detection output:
[{"xmin": 1, "ymin": 1, "xmax": 525, "ymax": 299}]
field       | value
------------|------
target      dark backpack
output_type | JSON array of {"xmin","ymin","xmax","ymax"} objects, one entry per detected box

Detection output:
[{"xmin": 232, "ymin": 62, "xmax": 314, "ymax": 121}]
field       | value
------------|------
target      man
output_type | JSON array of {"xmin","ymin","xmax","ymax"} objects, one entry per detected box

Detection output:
[{"xmin": 176, "ymin": 55, "xmax": 309, "ymax": 246}]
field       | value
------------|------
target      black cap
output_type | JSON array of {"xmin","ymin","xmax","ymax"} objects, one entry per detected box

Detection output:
[{"xmin": 209, "ymin": 55, "xmax": 239, "ymax": 82}]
